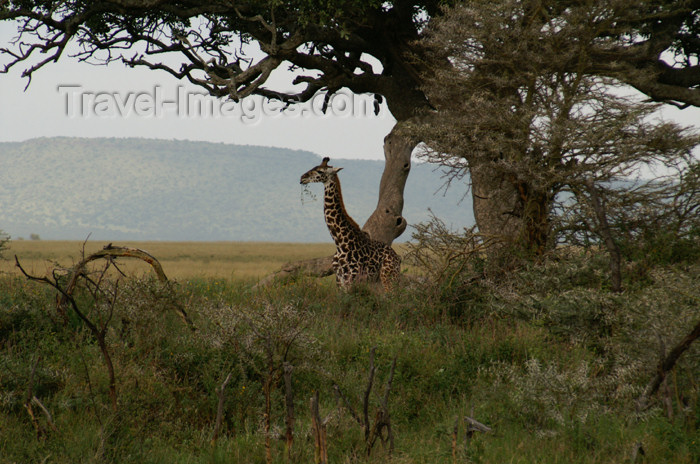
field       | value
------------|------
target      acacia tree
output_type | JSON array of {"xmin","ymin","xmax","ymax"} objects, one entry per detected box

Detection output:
[
  {"xmin": 1, "ymin": 0, "xmax": 699, "ymax": 253},
  {"xmin": 414, "ymin": 0, "xmax": 700, "ymax": 255},
  {"xmin": 0, "ymin": 230, "xmax": 8, "ymax": 257},
  {"xmin": 0, "ymin": 0, "xmax": 440, "ymax": 246}
]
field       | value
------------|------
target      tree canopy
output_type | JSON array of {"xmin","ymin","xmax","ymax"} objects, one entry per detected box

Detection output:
[
  {"xmin": 0, "ymin": 0, "xmax": 440, "ymax": 119},
  {"xmin": 412, "ymin": 0, "xmax": 700, "ymax": 288},
  {"xmin": 2, "ymin": 0, "xmax": 699, "ymax": 113}
]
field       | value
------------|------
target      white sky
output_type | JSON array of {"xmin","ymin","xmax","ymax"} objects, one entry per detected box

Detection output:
[
  {"xmin": 0, "ymin": 20, "xmax": 698, "ymax": 160},
  {"xmin": 0, "ymin": 22, "xmax": 396, "ymax": 160}
]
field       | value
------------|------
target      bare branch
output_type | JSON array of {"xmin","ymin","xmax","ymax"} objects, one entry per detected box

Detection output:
[
  {"xmin": 637, "ymin": 318, "xmax": 700, "ymax": 411},
  {"xmin": 363, "ymin": 346, "xmax": 377, "ymax": 440},
  {"xmin": 212, "ymin": 372, "xmax": 233, "ymax": 443},
  {"xmin": 333, "ymin": 383, "xmax": 362, "ymax": 426}
]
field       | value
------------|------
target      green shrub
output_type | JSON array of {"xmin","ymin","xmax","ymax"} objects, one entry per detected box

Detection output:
[{"xmin": 1, "ymin": 246, "xmax": 698, "ymax": 463}]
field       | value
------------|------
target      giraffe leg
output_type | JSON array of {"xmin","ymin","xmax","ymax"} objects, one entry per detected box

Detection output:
[
  {"xmin": 335, "ymin": 260, "xmax": 354, "ymax": 290},
  {"xmin": 380, "ymin": 250, "xmax": 401, "ymax": 292}
]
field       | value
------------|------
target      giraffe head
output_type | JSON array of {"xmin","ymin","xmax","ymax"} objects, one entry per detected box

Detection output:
[{"xmin": 300, "ymin": 157, "xmax": 343, "ymax": 185}]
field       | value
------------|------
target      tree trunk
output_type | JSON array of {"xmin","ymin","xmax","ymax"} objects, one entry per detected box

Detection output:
[
  {"xmin": 470, "ymin": 160, "xmax": 552, "ymax": 255},
  {"xmin": 585, "ymin": 179, "xmax": 622, "ymax": 292},
  {"xmin": 469, "ymin": 161, "xmax": 522, "ymax": 245},
  {"xmin": 257, "ymin": 122, "xmax": 416, "ymax": 285},
  {"xmin": 362, "ymin": 125, "xmax": 413, "ymax": 244}
]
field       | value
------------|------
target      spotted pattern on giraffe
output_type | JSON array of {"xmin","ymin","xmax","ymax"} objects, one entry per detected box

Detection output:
[{"xmin": 300, "ymin": 157, "xmax": 400, "ymax": 291}]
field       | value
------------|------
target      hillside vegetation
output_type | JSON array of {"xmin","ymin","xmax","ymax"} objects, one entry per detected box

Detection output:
[
  {"xmin": 0, "ymin": 237, "xmax": 698, "ymax": 463},
  {"xmin": 0, "ymin": 137, "xmax": 473, "ymax": 242}
]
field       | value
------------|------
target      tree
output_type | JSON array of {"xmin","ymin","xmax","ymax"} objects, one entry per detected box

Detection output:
[
  {"xmin": 0, "ymin": 0, "xmax": 439, "ymax": 245},
  {"xmin": 413, "ymin": 0, "xmax": 700, "ymax": 255},
  {"xmin": 0, "ymin": 230, "xmax": 8, "ymax": 257},
  {"xmin": 559, "ymin": 159, "xmax": 700, "ymax": 266},
  {"xmin": 1, "ymin": 0, "xmax": 699, "ymax": 251}
]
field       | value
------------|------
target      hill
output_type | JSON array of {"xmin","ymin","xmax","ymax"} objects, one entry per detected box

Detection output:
[{"xmin": 0, "ymin": 137, "xmax": 474, "ymax": 242}]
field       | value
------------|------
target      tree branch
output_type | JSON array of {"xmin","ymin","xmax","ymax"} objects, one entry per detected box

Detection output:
[{"xmin": 637, "ymin": 318, "xmax": 700, "ymax": 411}]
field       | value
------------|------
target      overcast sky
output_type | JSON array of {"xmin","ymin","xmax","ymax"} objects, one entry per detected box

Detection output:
[
  {"xmin": 1, "ymin": 20, "xmax": 698, "ymax": 162},
  {"xmin": 0, "ymin": 22, "xmax": 396, "ymax": 160}
]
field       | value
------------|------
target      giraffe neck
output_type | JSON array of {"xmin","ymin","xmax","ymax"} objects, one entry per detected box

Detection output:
[{"xmin": 323, "ymin": 174, "xmax": 365, "ymax": 248}]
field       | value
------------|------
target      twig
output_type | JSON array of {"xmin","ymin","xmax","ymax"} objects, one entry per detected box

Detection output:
[
  {"xmin": 366, "ymin": 355, "xmax": 397, "ymax": 455},
  {"xmin": 332, "ymin": 383, "xmax": 362, "ymax": 426},
  {"xmin": 452, "ymin": 415, "xmax": 459, "ymax": 464},
  {"xmin": 283, "ymin": 363, "xmax": 294, "ymax": 459},
  {"xmin": 363, "ymin": 346, "xmax": 377, "ymax": 441},
  {"xmin": 31, "ymin": 396, "xmax": 58, "ymax": 432},
  {"xmin": 310, "ymin": 391, "xmax": 328, "ymax": 464},
  {"xmin": 24, "ymin": 355, "xmax": 43, "ymax": 438},
  {"xmin": 16, "ymin": 255, "xmax": 118, "ymax": 411}
]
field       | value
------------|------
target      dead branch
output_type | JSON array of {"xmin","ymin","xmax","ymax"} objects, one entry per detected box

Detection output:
[
  {"xmin": 310, "ymin": 391, "xmax": 329, "ymax": 464},
  {"xmin": 31, "ymin": 396, "xmax": 58, "ymax": 433},
  {"xmin": 637, "ymin": 318, "xmax": 700, "ymax": 411},
  {"xmin": 254, "ymin": 256, "xmax": 334, "ymax": 288},
  {"xmin": 366, "ymin": 356, "xmax": 397, "ymax": 455},
  {"xmin": 283, "ymin": 363, "xmax": 295, "ymax": 458},
  {"xmin": 53, "ymin": 244, "xmax": 193, "ymax": 329},
  {"xmin": 332, "ymin": 383, "xmax": 362, "ymax": 426},
  {"xmin": 332, "ymin": 346, "xmax": 397, "ymax": 457},
  {"xmin": 16, "ymin": 255, "xmax": 118, "ymax": 411},
  {"xmin": 15, "ymin": 243, "xmax": 187, "ymax": 412},
  {"xmin": 212, "ymin": 372, "xmax": 232, "ymax": 444},
  {"xmin": 363, "ymin": 346, "xmax": 377, "ymax": 442},
  {"xmin": 464, "ymin": 416, "xmax": 492, "ymax": 437}
]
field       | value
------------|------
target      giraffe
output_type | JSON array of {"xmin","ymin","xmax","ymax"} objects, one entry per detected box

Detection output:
[{"xmin": 300, "ymin": 157, "xmax": 401, "ymax": 291}]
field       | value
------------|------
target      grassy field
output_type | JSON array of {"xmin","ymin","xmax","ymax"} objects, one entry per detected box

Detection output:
[
  {"xmin": 1, "ymin": 240, "xmax": 337, "ymax": 282},
  {"xmin": 1, "ymin": 239, "xmax": 698, "ymax": 463}
]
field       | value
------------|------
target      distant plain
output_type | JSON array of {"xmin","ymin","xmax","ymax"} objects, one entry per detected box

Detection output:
[{"xmin": 1, "ymin": 240, "xmax": 337, "ymax": 282}]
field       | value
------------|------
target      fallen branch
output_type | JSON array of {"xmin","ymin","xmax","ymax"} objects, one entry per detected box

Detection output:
[
  {"xmin": 254, "ymin": 255, "xmax": 334, "ymax": 288},
  {"xmin": 464, "ymin": 416, "xmax": 492, "ymax": 437}
]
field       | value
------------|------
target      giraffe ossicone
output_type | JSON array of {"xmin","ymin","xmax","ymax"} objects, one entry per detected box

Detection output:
[{"xmin": 300, "ymin": 157, "xmax": 401, "ymax": 291}]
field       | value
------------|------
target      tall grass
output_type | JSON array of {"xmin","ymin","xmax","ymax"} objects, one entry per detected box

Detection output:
[{"xmin": 0, "ymin": 242, "xmax": 698, "ymax": 463}]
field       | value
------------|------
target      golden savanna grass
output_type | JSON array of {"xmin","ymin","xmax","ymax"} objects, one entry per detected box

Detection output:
[{"xmin": 1, "ymin": 240, "xmax": 337, "ymax": 282}]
